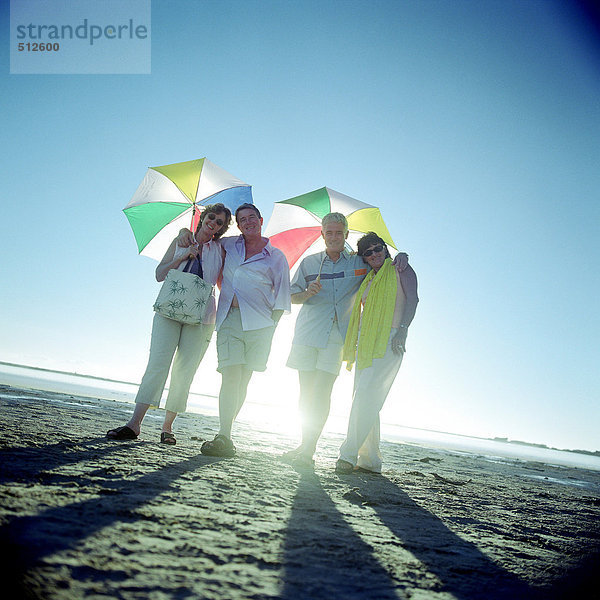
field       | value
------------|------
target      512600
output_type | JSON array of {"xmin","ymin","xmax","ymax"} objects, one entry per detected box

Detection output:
[{"xmin": 18, "ymin": 42, "xmax": 60, "ymax": 51}]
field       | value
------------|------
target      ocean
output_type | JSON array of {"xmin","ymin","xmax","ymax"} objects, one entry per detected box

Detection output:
[{"xmin": 2, "ymin": 361, "xmax": 599, "ymax": 472}]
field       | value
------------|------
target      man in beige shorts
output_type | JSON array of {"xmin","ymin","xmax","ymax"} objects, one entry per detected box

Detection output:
[{"xmin": 200, "ymin": 204, "xmax": 291, "ymax": 457}]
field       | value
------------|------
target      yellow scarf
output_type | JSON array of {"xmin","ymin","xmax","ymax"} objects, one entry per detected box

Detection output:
[{"xmin": 343, "ymin": 258, "xmax": 397, "ymax": 371}]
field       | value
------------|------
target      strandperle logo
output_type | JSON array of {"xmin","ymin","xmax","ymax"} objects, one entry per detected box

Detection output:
[
  {"xmin": 10, "ymin": 0, "xmax": 151, "ymax": 75},
  {"xmin": 16, "ymin": 19, "xmax": 148, "ymax": 46}
]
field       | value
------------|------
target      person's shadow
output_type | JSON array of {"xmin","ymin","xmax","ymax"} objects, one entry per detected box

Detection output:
[
  {"xmin": 350, "ymin": 472, "xmax": 535, "ymax": 599},
  {"xmin": 279, "ymin": 469, "xmax": 400, "ymax": 600},
  {"xmin": 280, "ymin": 469, "xmax": 535, "ymax": 600},
  {"xmin": 1, "ymin": 448, "xmax": 223, "ymax": 565},
  {"xmin": 0, "ymin": 438, "xmax": 142, "ymax": 484},
  {"xmin": 0, "ymin": 442, "xmax": 225, "ymax": 600}
]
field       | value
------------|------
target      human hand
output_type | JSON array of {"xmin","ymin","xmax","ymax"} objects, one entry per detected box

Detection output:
[
  {"xmin": 306, "ymin": 280, "xmax": 322, "ymax": 297},
  {"xmin": 177, "ymin": 228, "xmax": 195, "ymax": 248},
  {"xmin": 392, "ymin": 329, "xmax": 407, "ymax": 355},
  {"xmin": 392, "ymin": 252, "xmax": 409, "ymax": 272},
  {"xmin": 185, "ymin": 244, "xmax": 200, "ymax": 260}
]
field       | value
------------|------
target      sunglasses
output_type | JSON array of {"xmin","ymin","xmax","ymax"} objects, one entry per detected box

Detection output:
[
  {"xmin": 205, "ymin": 213, "xmax": 224, "ymax": 227},
  {"xmin": 362, "ymin": 245, "xmax": 384, "ymax": 257}
]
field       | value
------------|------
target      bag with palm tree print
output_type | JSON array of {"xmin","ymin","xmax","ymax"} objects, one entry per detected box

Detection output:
[{"xmin": 153, "ymin": 259, "xmax": 212, "ymax": 325}]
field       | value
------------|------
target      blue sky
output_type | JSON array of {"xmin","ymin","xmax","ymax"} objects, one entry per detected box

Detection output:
[{"xmin": 1, "ymin": 0, "xmax": 599, "ymax": 451}]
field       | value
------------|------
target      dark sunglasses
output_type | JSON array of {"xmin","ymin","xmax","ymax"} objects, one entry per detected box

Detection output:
[
  {"xmin": 205, "ymin": 213, "xmax": 224, "ymax": 227},
  {"xmin": 362, "ymin": 245, "xmax": 384, "ymax": 257}
]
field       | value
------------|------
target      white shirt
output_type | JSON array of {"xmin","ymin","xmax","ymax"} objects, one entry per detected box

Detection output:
[{"xmin": 216, "ymin": 235, "xmax": 291, "ymax": 331}]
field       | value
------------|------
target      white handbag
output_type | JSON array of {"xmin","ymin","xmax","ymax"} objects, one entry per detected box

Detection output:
[{"xmin": 153, "ymin": 268, "xmax": 212, "ymax": 325}]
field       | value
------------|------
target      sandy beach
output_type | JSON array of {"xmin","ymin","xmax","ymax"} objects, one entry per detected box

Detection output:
[{"xmin": 1, "ymin": 384, "xmax": 598, "ymax": 599}]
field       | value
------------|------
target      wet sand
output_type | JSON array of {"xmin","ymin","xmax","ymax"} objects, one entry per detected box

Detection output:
[{"xmin": 1, "ymin": 384, "xmax": 599, "ymax": 599}]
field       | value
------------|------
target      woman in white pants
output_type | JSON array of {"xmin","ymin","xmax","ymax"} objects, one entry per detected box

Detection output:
[
  {"xmin": 336, "ymin": 232, "xmax": 419, "ymax": 474},
  {"xmin": 107, "ymin": 203, "xmax": 231, "ymax": 445}
]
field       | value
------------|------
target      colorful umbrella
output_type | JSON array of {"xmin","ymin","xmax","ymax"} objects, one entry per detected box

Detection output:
[
  {"xmin": 264, "ymin": 187, "xmax": 396, "ymax": 270},
  {"xmin": 124, "ymin": 158, "xmax": 252, "ymax": 260}
]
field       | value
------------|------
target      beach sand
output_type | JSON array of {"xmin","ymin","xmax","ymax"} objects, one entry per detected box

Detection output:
[{"xmin": 1, "ymin": 384, "xmax": 598, "ymax": 599}]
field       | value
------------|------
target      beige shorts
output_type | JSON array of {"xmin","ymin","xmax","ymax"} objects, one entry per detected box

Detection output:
[
  {"xmin": 286, "ymin": 323, "xmax": 344, "ymax": 376},
  {"xmin": 217, "ymin": 307, "xmax": 276, "ymax": 373}
]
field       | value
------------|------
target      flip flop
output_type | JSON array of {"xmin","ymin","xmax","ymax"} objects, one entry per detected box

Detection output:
[
  {"xmin": 201, "ymin": 434, "xmax": 235, "ymax": 457},
  {"xmin": 106, "ymin": 426, "xmax": 138, "ymax": 440},
  {"xmin": 161, "ymin": 432, "xmax": 176, "ymax": 445}
]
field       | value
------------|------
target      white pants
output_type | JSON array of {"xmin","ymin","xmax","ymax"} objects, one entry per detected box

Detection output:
[
  {"xmin": 339, "ymin": 328, "xmax": 403, "ymax": 473},
  {"xmin": 135, "ymin": 314, "xmax": 214, "ymax": 414}
]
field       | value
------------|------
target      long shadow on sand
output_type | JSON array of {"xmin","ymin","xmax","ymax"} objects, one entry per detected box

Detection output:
[
  {"xmin": 279, "ymin": 470, "xmax": 399, "ymax": 600},
  {"xmin": 280, "ymin": 470, "xmax": 536, "ymax": 600},
  {"xmin": 1, "ymin": 451, "xmax": 220, "ymax": 567},
  {"xmin": 349, "ymin": 473, "xmax": 535, "ymax": 600},
  {"xmin": 0, "ymin": 438, "xmax": 145, "ymax": 484}
]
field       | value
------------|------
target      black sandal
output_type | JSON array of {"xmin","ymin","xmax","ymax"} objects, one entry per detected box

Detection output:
[
  {"xmin": 201, "ymin": 434, "xmax": 235, "ymax": 457},
  {"xmin": 106, "ymin": 426, "xmax": 138, "ymax": 440},
  {"xmin": 161, "ymin": 432, "xmax": 176, "ymax": 445}
]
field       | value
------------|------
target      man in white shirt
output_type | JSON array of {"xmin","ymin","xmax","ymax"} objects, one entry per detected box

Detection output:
[{"xmin": 199, "ymin": 204, "xmax": 290, "ymax": 457}]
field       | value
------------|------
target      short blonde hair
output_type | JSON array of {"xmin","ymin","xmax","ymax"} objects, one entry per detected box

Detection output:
[{"xmin": 321, "ymin": 212, "xmax": 348, "ymax": 234}]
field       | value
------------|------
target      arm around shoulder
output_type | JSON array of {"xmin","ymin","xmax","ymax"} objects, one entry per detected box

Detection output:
[
  {"xmin": 398, "ymin": 265, "xmax": 419, "ymax": 327},
  {"xmin": 392, "ymin": 251, "xmax": 409, "ymax": 272}
]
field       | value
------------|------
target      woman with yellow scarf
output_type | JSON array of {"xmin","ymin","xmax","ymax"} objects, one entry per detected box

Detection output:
[{"xmin": 336, "ymin": 232, "xmax": 419, "ymax": 474}]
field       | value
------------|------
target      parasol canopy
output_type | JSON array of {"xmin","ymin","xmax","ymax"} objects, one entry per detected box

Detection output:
[
  {"xmin": 264, "ymin": 186, "xmax": 396, "ymax": 270},
  {"xmin": 124, "ymin": 158, "xmax": 252, "ymax": 260}
]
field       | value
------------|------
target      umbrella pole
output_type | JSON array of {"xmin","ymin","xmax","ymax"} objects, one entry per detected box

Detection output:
[
  {"xmin": 191, "ymin": 205, "xmax": 197, "ymax": 233},
  {"xmin": 316, "ymin": 253, "xmax": 326, "ymax": 284}
]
